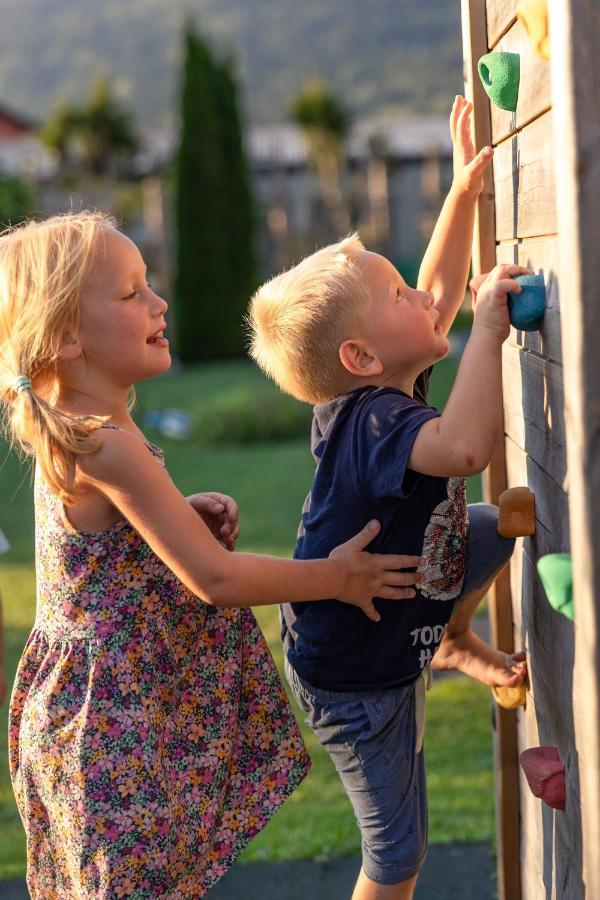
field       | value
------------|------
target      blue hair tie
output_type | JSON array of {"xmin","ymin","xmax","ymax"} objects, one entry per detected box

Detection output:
[{"xmin": 13, "ymin": 375, "xmax": 32, "ymax": 393}]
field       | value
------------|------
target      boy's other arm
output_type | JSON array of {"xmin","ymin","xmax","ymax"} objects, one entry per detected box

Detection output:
[
  {"xmin": 417, "ymin": 97, "xmax": 492, "ymax": 336},
  {"xmin": 408, "ymin": 264, "xmax": 533, "ymax": 477}
]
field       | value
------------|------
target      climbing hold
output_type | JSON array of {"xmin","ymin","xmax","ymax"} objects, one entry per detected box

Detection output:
[
  {"xmin": 537, "ymin": 553, "xmax": 573, "ymax": 621},
  {"xmin": 478, "ymin": 52, "xmax": 520, "ymax": 112},
  {"xmin": 492, "ymin": 683, "xmax": 527, "ymax": 709},
  {"xmin": 508, "ymin": 274, "xmax": 546, "ymax": 331},
  {"xmin": 497, "ymin": 487, "xmax": 536, "ymax": 538},
  {"xmin": 516, "ymin": 0, "xmax": 550, "ymax": 61},
  {"xmin": 520, "ymin": 747, "xmax": 565, "ymax": 810}
]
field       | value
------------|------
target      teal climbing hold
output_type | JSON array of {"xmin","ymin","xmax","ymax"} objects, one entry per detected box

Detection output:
[
  {"xmin": 478, "ymin": 52, "xmax": 520, "ymax": 111},
  {"xmin": 537, "ymin": 554, "xmax": 573, "ymax": 621},
  {"xmin": 508, "ymin": 274, "xmax": 546, "ymax": 331}
]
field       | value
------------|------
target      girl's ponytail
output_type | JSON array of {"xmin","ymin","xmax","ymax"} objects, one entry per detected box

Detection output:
[{"xmin": 0, "ymin": 211, "xmax": 116, "ymax": 502}]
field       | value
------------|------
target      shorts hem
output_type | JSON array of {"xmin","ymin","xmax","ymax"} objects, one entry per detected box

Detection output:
[{"xmin": 361, "ymin": 846, "xmax": 427, "ymax": 885}]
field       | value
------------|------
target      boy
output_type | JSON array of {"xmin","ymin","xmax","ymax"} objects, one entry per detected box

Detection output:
[{"xmin": 247, "ymin": 97, "xmax": 528, "ymax": 900}]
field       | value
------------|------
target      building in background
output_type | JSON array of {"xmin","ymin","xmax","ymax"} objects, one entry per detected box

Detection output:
[{"xmin": 0, "ymin": 101, "xmax": 452, "ymax": 289}]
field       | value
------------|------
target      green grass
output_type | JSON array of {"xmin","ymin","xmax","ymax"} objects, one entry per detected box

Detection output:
[{"xmin": 0, "ymin": 351, "xmax": 493, "ymax": 878}]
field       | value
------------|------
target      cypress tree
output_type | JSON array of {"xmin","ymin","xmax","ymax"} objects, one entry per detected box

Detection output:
[{"xmin": 174, "ymin": 23, "xmax": 256, "ymax": 362}]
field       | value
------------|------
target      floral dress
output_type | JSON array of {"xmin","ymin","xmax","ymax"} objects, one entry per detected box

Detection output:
[{"xmin": 9, "ymin": 438, "xmax": 310, "ymax": 898}]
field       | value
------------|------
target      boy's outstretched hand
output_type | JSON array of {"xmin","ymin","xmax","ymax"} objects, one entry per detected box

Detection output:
[
  {"xmin": 450, "ymin": 95, "xmax": 493, "ymax": 197},
  {"xmin": 329, "ymin": 520, "xmax": 423, "ymax": 622}
]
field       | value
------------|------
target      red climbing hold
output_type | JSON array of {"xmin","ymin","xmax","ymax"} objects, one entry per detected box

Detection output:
[{"xmin": 519, "ymin": 747, "xmax": 566, "ymax": 810}]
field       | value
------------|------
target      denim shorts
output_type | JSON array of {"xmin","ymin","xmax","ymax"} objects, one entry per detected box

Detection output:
[{"xmin": 284, "ymin": 503, "xmax": 515, "ymax": 885}]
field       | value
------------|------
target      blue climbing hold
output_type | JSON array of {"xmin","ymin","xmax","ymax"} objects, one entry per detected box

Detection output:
[{"xmin": 508, "ymin": 274, "xmax": 546, "ymax": 331}]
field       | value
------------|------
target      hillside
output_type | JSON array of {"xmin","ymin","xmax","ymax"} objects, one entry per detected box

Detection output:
[{"xmin": 0, "ymin": 0, "xmax": 463, "ymax": 131}]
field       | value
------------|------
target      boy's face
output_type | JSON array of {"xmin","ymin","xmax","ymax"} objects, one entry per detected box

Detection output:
[{"xmin": 355, "ymin": 250, "xmax": 449, "ymax": 384}]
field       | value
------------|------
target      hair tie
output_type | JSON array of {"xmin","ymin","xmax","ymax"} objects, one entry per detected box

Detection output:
[{"xmin": 13, "ymin": 375, "xmax": 32, "ymax": 393}]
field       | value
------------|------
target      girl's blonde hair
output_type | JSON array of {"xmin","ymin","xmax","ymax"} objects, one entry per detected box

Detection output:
[
  {"xmin": 247, "ymin": 233, "xmax": 370, "ymax": 404},
  {"xmin": 0, "ymin": 210, "xmax": 117, "ymax": 502}
]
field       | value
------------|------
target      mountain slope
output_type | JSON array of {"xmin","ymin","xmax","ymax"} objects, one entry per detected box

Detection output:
[{"xmin": 0, "ymin": 0, "xmax": 463, "ymax": 129}]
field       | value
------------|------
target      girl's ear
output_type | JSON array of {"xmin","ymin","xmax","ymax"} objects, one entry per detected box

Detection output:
[
  {"xmin": 58, "ymin": 330, "xmax": 82, "ymax": 362},
  {"xmin": 339, "ymin": 339, "xmax": 383, "ymax": 378}
]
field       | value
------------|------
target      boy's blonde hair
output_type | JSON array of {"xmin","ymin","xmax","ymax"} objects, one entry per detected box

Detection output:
[
  {"xmin": 247, "ymin": 234, "xmax": 371, "ymax": 404},
  {"xmin": 0, "ymin": 210, "xmax": 117, "ymax": 502}
]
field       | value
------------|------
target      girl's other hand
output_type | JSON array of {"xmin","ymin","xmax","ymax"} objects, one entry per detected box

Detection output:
[
  {"xmin": 186, "ymin": 492, "xmax": 240, "ymax": 551},
  {"xmin": 329, "ymin": 520, "xmax": 423, "ymax": 622}
]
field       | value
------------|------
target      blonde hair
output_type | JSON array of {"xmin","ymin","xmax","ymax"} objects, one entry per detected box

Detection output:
[
  {"xmin": 247, "ymin": 234, "xmax": 370, "ymax": 403},
  {"xmin": 0, "ymin": 210, "xmax": 118, "ymax": 502}
]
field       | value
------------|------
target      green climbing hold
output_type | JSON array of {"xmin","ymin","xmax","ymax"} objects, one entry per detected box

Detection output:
[
  {"xmin": 537, "ymin": 553, "xmax": 573, "ymax": 621},
  {"xmin": 478, "ymin": 52, "xmax": 520, "ymax": 112}
]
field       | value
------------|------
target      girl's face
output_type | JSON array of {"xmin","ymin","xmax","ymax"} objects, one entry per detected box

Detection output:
[{"xmin": 78, "ymin": 229, "xmax": 171, "ymax": 387}]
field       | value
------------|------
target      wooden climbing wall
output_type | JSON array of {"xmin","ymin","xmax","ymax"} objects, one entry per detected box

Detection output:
[{"xmin": 462, "ymin": 1, "xmax": 600, "ymax": 898}]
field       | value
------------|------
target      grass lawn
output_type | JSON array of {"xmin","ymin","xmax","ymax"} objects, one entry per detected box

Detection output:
[{"xmin": 0, "ymin": 353, "xmax": 494, "ymax": 879}]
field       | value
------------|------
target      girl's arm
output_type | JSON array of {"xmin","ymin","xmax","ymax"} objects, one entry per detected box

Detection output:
[
  {"xmin": 416, "ymin": 96, "xmax": 493, "ymax": 337},
  {"xmin": 77, "ymin": 429, "xmax": 422, "ymax": 620}
]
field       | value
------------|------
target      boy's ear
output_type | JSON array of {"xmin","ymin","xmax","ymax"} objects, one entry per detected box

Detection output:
[
  {"xmin": 58, "ymin": 330, "xmax": 82, "ymax": 362},
  {"xmin": 339, "ymin": 339, "xmax": 383, "ymax": 378}
]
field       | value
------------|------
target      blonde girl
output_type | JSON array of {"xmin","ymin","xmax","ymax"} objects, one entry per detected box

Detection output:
[{"xmin": 1, "ymin": 212, "xmax": 421, "ymax": 899}]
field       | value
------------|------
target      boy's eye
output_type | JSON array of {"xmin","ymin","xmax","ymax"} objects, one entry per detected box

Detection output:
[{"xmin": 396, "ymin": 288, "xmax": 406, "ymax": 301}]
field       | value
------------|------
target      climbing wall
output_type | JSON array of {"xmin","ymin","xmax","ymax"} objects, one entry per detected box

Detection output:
[{"xmin": 461, "ymin": 1, "xmax": 600, "ymax": 898}]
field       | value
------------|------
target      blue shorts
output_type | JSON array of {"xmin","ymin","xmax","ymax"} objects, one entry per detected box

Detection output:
[{"xmin": 284, "ymin": 503, "xmax": 515, "ymax": 885}]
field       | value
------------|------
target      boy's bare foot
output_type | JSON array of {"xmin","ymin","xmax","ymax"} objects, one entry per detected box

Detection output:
[{"xmin": 431, "ymin": 628, "xmax": 527, "ymax": 687}]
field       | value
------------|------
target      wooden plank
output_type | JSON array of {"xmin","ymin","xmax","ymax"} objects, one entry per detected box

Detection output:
[
  {"xmin": 504, "ymin": 435, "xmax": 570, "ymax": 558},
  {"xmin": 494, "ymin": 110, "xmax": 556, "ymax": 240},
  {"xmin": 502, "ymin": 344, "xmax": 567, "ymax": 488},
  {"xmin": 550, "ymin": 1, "xmax": 600, "ymax": 894},
  {"xmin": 490, "ymin": 17, "xmax": 552, "ymax": 145},
  {"xmin": 509, "ymin": 548, "xmax": 584, "ymax": 899},
  {"xmin": 496, "ymin": 236, "xmax": 562, "ymax": 365},
  {"xmin": 462, "ymin": 4, "xmax": 521, "ymax": 898},
  {"xmin": 462, "ymin": 0, "xmax": 496, "ymax": 275},
  {"xmin": 487, "ymin": 0, "xmax": 518, "ymax": 47}
]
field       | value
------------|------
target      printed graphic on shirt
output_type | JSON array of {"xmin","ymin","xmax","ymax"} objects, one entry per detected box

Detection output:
[
  {"xmin": 410, "ymin": 623, "xmax": 447, "ymax": 668},
  {"xmin": 417, "ymin": 477, "xmax": 469, "ymax": 601}
]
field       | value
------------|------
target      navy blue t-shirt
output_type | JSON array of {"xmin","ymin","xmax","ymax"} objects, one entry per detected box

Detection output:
[{"xmin": 282, "ymin": 368, "xmax": 470, "ymax": 692}]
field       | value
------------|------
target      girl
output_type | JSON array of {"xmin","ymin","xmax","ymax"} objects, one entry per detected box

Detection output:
[{"xmin": 0, "ymin": 212, "xmax": 422, "ymax": 899}]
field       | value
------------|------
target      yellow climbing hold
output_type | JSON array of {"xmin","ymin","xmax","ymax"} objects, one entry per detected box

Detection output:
[
  {"xmin": 516, "ymin": 0, "xmax": 550, "ymax": 61},
  {"xmin": 492, "ymin": 684, "xmax": 527, "ymax": 709}
]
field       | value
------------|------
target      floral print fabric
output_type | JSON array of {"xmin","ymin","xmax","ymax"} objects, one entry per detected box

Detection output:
[{"xmin": 9, "ymin": 441, "xmax": 310, "ymax": 898}]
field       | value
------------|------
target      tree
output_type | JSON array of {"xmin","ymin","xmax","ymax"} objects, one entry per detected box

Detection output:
[
  {"xmin": 40, "ymin": 76, "xmax": 138, "ymax": 176},
  {"xmin": 0, "ymin": 170, "xmax": 35, "ymax": 227},
  {"xmin": 292, "ymin": 78, "xmax": 351, "ymax": 240},
  {"xmin": 174, "ymin": 22, "xmax": 256, "ymax": 362}
]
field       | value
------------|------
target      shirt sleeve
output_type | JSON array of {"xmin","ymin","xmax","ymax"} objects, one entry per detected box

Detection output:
[{"xmin": 354, "ymin": 390, "xmax": 440, "ymax": 502}]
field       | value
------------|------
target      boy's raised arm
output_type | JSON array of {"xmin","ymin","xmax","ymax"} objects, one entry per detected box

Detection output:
[{"xmin": 416, "ymin": 96, "xmax": 492, "ymax": 337}]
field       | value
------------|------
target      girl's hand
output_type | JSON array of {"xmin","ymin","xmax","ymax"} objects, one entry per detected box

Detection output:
[
  {"xmin": 471, "ymin": 264, "xmax": 535, "ymax": 342},
  {"xmin": 329, "ymin": 520, "xmax": 423, "ymax": 622},
  {"xmin": 450, "ymin": 95, "xmax": 493, "ymax": 197},
  {"xmin": 186, "ymin": 492, "xmax": 239, "ymax": 551}
]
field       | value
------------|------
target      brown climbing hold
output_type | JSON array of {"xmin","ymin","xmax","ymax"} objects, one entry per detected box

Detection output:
[
  {"xmin": 492, "ymin": 683, "xmax": 527, "ymax": 709},
  {"xmin": 520, "ymin": 747, "xmax": 566, "ymax": 810},
  {"xmin": 497, "ymin": 486, "xmax": 536, "ymax": 537}
]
